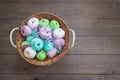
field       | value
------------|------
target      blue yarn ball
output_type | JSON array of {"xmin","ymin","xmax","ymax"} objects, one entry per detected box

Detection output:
[
  {"xmin": 26, "ymin": 36, "xmax": 34, "ymax": 42},
  {"xmin": 43, "ymin": 40, "xmax": 54, "ymax": 52},
  {"xmin": 31, "ymin": 38, "xmax": 43, "ymax": 51},
  {"xmin": 26, "ymin": 30, "xmax": 40, "ymax": 42}
]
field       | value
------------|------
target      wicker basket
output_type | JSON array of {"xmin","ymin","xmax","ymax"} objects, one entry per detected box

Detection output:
[{"xmin": 10, "ymin": 12, "xmax": 75, "ymax": 66}]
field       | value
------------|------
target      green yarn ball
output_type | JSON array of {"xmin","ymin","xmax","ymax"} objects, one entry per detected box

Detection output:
[
  {"xmin": 21, "ymin": 41, "xmax": 30, "ymax": 46},
  {"xmin": 37, "ymin": 50, "xmax": 47, "ymax": 61},
  {"xmin": 49, "ymin": 20, "xmax": 60, "ymax": 30},
  {"xmin": 39, "ymin": 19, "xmax": 49, "ymax": 27}
]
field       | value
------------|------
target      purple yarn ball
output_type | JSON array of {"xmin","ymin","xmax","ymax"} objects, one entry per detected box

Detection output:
[{"xmin": 54, "ymin": 38, "xmax": 65, "ymax": 48}]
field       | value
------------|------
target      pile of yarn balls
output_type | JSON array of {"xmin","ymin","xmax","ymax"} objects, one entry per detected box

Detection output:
[{"xmin": 20, "ymin": 17, "xmax": 65, "ymax": 61}]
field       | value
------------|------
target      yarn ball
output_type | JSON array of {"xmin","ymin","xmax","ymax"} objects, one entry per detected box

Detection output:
[
  {"xmin": 54, "ymin": 38, "xmax": 65, "ymax": 48},
  {"xmin": 53, "ymin": 28, "xmax": 65, "ymax": 38},
  {"xmin": 43, "ymin": 40, "xmax": 54, "ymax": 52},
  {"xmin": 26, "ymin": 30, "xmax": 40, "ymax": 42},
  {"xmin": 31, "ymin": 38, "xmax": 43, "ymax": 51},
  {"xmin": 49, "ymin": 20, "xmax": 60, "ymax": 30},
  {"xmin": 24, "ymin": 47, "xmax": 36, "ymax": 58},
  {"xmin": 21, "ymin": 41, "xmax": 30, "ymax": 46},
  {"xmin": 47, "ymin": 48, "xmax": 57, "ymax": 58},
  {"xmin": 21, "ymin": 25, "xmax": 32, "ymax": 36},
  {"xmin": 39, "ymin": 27, "xmax": 52, "ymax": 40},
  {"xmin": 27, "ymin": 17, "xmax": 39, "ymax": 30},
  {"xmin": 21, "ymin": 41, "xmax": 30, "ymax": 50},
  {"xmin": 39, "ymin": 19, "xmax": 49, "ymax": 27},
  {"xmin": 36, "ymin": 50, "xmax": 47, "ymax": 61}
]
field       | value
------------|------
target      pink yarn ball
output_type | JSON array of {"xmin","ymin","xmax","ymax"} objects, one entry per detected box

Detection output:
[
  {"xmin": 21, "ymin": 25, "xmax": 32, "ymax": 36},
  {"xmin": 54, "ymin": 38, "xmax": 65, "ymax": 48},
  {"xmin": 47, "ymin": 48, "xmax": 57, "ymax": 58},
  {"xmin": 39, "ymin": 27, "xmax": 52, "ymax": 40}
]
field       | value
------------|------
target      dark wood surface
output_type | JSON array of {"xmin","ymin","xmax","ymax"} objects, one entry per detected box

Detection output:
[{"xmin": 0, "ymin": 0, "xmax": 120, "ymax": 80}]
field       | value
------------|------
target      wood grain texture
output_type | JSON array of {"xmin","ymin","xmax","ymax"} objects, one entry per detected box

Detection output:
[
  {"xmin": 104, "ymin": 75, "xmax": 120, "ymax": 80},
  {"xmin": 48, "ymin": 75, "xmax": 120, "ymax": 80},
  {"xmin": 1, "ymin": 74, "xmax": 120, "ymax": 80},
  {"xmin": 0, "ymin": 74, "xmax": 47, "ymax": 80},
  {"xmin": 0, "ymin": 0, "xmax": 120, "ymax": 3},
  {"xmin": 0, "ymin": 55, "xmax": 120, "ymax": 74},
  {"xmin": 48, "ymin": 75, "xmax": 104, "ymax": 80},
  {"xmin": 0, "ymin": 3, "xmax": 120, "ymax": 19},
  {"xmin": 1, "ymin": 37, "xmax": 120, "ymax": 55},
  {"xmin": 0, "ymin": 0, "xmax": 120, "ymax": 80},
  {"xmin": 0, "ymin": 74, "xmax": 104, "ymax": 80}
]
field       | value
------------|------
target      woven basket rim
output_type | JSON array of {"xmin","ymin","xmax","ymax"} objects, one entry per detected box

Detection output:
[{"xmin": 16, "ymin": 12, "xmax": 70, "ymax": 66}]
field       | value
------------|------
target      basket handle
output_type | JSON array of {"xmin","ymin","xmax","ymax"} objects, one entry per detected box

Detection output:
[
  {"xmin": 69, "ymin": 29, "xmax": 76, "ymax": 49},
  {"xmin": 9, "ymin": 27, "xmax": 19, "ymax": 48}
]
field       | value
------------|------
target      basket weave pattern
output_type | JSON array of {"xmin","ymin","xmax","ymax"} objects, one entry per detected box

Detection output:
[{"xmin": 16, "ymin": 12, "xmax": 70, "ymax": 66}]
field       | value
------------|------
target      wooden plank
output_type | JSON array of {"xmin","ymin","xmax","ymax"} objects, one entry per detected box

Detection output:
[
  {"xmin": 0, "ymin": 55, "xmax": 120, "ymax": 74},
  {"xmin": 1, "ymin": 74, "xmax": 120, "ymax": 80},
  {"xmin": 0, "ymin": 74, "xmax": 47, "ymax": 80},
  {"xmin": 48, "ymin": 75, "xmax": 104, "ymax": 80},
  {"xmin": 1, "ymin": 19, "xmax": 120, "ymax": 36},
  {"xmin": 1, "ymin": 37, "xmax": 120, "ymax": 55},
  {"xmin": 0, "ymin": 3, "xmax": 120, "ymax": 19},
  {"xmin": 48, "ymin": 75, "xmax": 120, "ymax": 80},
  {"xmin": 0, "ymin": 74, "xmax": 104, "ymax": 80},
  {"xmin": 72, "ymin": 37, "xmax": 120, "ymax": 55},
  {"xmin": 0, "ymin": 0, "xmax": 120, "ymax": 3},
  {"xmin": 104, "ymin": 75, "xmax": 120, "ymax": 80}
]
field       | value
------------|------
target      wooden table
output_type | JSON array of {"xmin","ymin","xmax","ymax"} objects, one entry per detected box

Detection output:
[{"xmin": 1, "ymin": 0, "xmax": 120, "ymax": 80}]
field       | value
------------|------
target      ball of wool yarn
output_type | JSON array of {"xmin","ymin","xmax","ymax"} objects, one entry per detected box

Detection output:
[
  {"xmin": 49, "ymin": 20, "xmax": 60, "ymax": 31},
  {"xmin": 21, "ymin": 25, "xmax": 32, "ymax": 36},
  {"xmin": 26, "ymin": 35, "xmax": 34, "ymax": 42},
  {"xmin": 36, "ymin": 50, "xmax": 47, "ymax": 61},
  {"xmin": 30, "ymin": 30, "xmax": 38, "ymax": 36},
  {"xmin": 26, "ymin": 30, "xmax": 40, "ymax": 42},
  {"xmin": 39, "ymin": 27, "xmax": 52, "ymax": 40},
  {"xmin": 24, "ymin": 47, "xmax": 36, "ymax": 58},
  {"xmin": 39, "ymin": 19, "xmax": 49, "ymax": 27},
  {"xmin": 27, "ymin": 17, "xmax": 39, "ymax": 30},
  {"xmin": 47, "ymin": 48, "xmax": 57, "ymax": 58},
  {"xmin": 57, "ymin": 47, "xmax": 62, "ymax": 53},
  {"xmin": 21, "ymin": 41, "xmax": 30, "ymax": 50},
  {"xmin": 31, "ymin": 38, "xmax": 43, "ymax": 51},
  {"xmin": 53, "ymin": 28, "xmax": 65, "ymax": 38},
  {"xmin": 54, "ymin": 38, "xmax": 65, "ymax": 48},
  {"xmin": 43, "ymin": 40, "xmax": 54, "ymax": 52}
]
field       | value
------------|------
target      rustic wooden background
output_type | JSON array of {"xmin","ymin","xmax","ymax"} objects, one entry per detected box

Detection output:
[{"xmin": 1, "ymin": 0, "xmax": 120, "ymax": 80}]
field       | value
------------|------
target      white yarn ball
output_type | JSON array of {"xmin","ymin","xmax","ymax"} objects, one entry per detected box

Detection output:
[
  {"xmin": 53, "ymin": 28, "xmax": 65, "ymax": 38},
  {"xmin": 24, "ymin": 47, "xmax": 36, "ymax": 58},
  {"xmin": 27, "ymin": 17, "xmax": 39, "ymax": 29}
]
